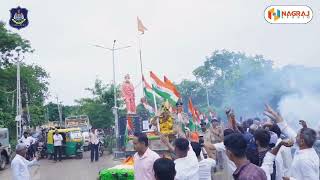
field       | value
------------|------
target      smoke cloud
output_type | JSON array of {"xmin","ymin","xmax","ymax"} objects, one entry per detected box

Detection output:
[{"xmin": 277, "ymin": 66, "xmax": 320, "ymax": 130}]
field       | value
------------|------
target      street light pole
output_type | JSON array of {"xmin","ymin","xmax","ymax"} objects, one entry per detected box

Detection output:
[
  {"xmin": 25, "ymin": 92, "xmax": 31, "ymax": 127},
  {"xmin": 15, "ymin": 54, "xmax": 24, "ymax": 141},
  {"xmin": 92, "ymin": 41, "xmax": 130, "ymax": 151},
  {"xmin": 56, "ymin": 96, "xmax": 63, "ymax": 127},
  {"xmin": 111, "ymin": 40, "xmax": 119, "ymax": 149}
]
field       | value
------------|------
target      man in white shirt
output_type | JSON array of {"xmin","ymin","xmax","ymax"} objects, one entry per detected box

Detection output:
[
  {"xmin": 264, "ymin": 105, "xmax": 319, "ymax": 180},
  {"xmin": 269, "ymin": 124, "xmax": 293, "ymax": 180},
  {"xmin": 19, "ymin": 131, "xmax": 35, "ymax": 160},
  {"xmin": 162, "ymin": 136, "xmax": 199, "ymax": 180},
  {"xmin": 19, "ymin": 132, "xmax": 34, "ymax": 148},
  {"xmin": 11, "ymin": 143, "xmax": 39, "ymax": 180},
  {"xmin": 53, "ymin": 130, "xmax": 63, "ymax": 162},
  {"xmin": 281, "ymin": 125, "xmax": 319, "ymax": 180},
  {"xmin": 190, "ymin": 141, "xmax": 216, "ymax": 180},
  {"xmin": 89, "ymin": 128, "xmax": 99, "ymax": 162}
]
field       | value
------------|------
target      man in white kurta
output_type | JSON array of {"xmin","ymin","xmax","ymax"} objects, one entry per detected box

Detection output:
[
  {"xmin": 11, "ymin": 143, "xmax": 39, "ymax": 180},
  {"xmin": 262, "ymin": 121, "xmax": 319, "ymax": 180}
]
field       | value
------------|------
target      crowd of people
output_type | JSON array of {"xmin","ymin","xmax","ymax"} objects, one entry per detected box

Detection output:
[
  {"xmin": 132, "ymin": 104, "xmax": 320, "ymax": 180},
  {"xmin": 10, "ymin": 127, "xmax": 103, "ymax": 180},
  {"xmin": 8, "ymin": 102, "xmax": 320, "ymax": 180}
]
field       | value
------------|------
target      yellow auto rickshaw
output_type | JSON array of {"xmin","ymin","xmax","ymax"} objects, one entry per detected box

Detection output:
[{"xmin": 47, "ymin": 128, "xmax": 83, "ymax": 159}]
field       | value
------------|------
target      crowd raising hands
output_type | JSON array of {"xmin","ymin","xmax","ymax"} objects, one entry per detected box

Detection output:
[{"xmin": 132, "ymin": 104, "xmax": 320, "ymax": 180}]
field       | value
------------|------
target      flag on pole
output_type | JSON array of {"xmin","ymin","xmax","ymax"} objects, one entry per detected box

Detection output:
[
  {"xmin": 142, "ymin": 76, "xmax": 155, "ymax": 100},
  {"xmin": 194, "ymin": 108, "xmax": 201, "ymax": 123},
  {"xmin": 137, "ymin": 17, "xmax": 148, "ymax": 34},
  {"xmin": 142, "ymin": 76, "xmax": 158, "ymax": 113},
  {"xmin": 150, "ymin": 71, "xmax": 179, "ymax": 105},
  {"xmin": 164, "ymin": 76, "xmax": 180, "ymax": 98},
  {"xmin": 188, "ymin": 98, "xmax": 197, "ymax": 122},
  {"xmin": 188, "ymin": 118, "xmax": 197, "ymax": 132}
]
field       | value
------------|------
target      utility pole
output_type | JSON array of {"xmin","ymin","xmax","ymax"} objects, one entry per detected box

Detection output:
[
  {"xmin": 111, "ymin": 40, "xmax": 118, "ymax": 147},
  {"xmin": 92, "ymin": 41, "xmax": 130, "ymax": 152},
  {"xmin": 45, "ymin": 106, "xmax": 49, "ymax": 123},
  {"xmin": 25, "ymin": 92, "xmax": 31, "ymax": 127},
  {"xmin": 15, "ymin": 54, "xmax": 24, "ymax": 141},
  {"xmin": 56, "ymin": 96, "xmax": 63, "ymax": 127}
]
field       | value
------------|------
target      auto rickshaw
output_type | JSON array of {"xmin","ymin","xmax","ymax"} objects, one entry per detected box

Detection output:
[{"xmin": 47, "ymin": 128, "xmax": 83, "ymax": 159}]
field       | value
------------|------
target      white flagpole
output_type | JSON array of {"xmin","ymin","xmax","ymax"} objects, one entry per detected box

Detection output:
[
  {"xmin": 137, "ymin": 17, "xmax": 158, "ymax": 114},
  {"xmin": 152, "ymin": 91, "xmax": 158, "ymax": 114},
  {"xmin": 138, "ymin": 35, "xmax": 144, "ymax": 97}
]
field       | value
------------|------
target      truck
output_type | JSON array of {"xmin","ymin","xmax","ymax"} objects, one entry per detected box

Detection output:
[
  {"xmin": 0, "ymin": 128, "xmax": 11, "ymax": 170},
  {"xmin": 65, "ymin": 115, "xmax": 91, "ymax": 151}
]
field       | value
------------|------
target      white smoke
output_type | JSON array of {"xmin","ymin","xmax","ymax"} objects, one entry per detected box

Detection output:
[{"xmin": 278, "ymin": 91, "xmax": 320, "ymax": 131}]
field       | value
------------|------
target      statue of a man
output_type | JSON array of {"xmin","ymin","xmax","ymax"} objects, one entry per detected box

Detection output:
[{"xmin": 121, "ymin": 74, "xmax": 136, "ymax": 114}]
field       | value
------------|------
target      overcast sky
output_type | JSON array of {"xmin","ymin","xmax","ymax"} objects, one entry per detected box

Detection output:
[{"xmin": 1, "ymin": 0, "xmax": 320, "ymax": 105}]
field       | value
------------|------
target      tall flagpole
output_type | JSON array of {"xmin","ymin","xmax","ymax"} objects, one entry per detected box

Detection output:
[
  {"xmin": 138, "ymin": 17, "xmax": 157, "ymax": 113},
  {"xmin": 139, "ymin": 36, "xmax": 158, "ymax": 114},
  {"xmin": 138, "ymin": 35, "xmax": 144, "ymax": 96}
]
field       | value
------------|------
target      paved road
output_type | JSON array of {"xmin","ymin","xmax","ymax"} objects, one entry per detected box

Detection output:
[{"xmin": 0, "ymin": 151, "xmax": 120, "ymax": 180}]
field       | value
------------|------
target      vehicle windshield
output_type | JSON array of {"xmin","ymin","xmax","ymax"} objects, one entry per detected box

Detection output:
[
  {"xmin": 70, "ymin": 131, "xmax": 82, "ymax": 139},
  {"xmin": 80, "ymin": 126, "xmax": 89, "ymax": 132},
  {"xmin": 0, "ymin": 131, "xmax": 7, "ymax": 140}
]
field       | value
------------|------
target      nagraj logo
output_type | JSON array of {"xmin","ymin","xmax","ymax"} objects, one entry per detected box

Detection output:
[
  {"xmin": 9, "ymin": 6, "xmax": 29, "ymax": 29},
  {"xmin": 268, "ymin": 8, "xmax": 281, "ymax": 21},
  {"xmin": 265, "ymin": 5, "xmax": 313, "ymax": 24}
]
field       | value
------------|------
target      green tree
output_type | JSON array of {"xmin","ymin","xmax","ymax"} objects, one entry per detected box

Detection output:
[
  {"xmin": 28, "ymin": 105, "xmax": 45, "ymax": 127},
  {"xmin": 0, "ymin": 63, "xmax": 49, "ymax": 138},
  {"xmin": 75, "ymin": 79, "xmax": 124, "ymax": 129},
  {"xmin": 0, "ymin": 22, "xmax": 33, "ymax": 66},
  {"xmin": 45, "ymin": 102, "xmax": 60, "ymax": 121},
  {"xmin": 0, "ymin": 24, "xmax": 49, "ymax": 140},
  {"xmin": 177, "ymin": 79, "xmax": 206, "ymax": 108},
  {"xmin": 178, "ymin": 50, "xmax": 285, "ymax": 117}
]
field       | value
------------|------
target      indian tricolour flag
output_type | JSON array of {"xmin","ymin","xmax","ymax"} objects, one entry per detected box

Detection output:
[
  {"xmin": 164, "ymin": 76, "xmax": 180, "ymax": 98},
  {"xmin": 142, "ymin": 76, "xmax": 155, "ymax": 101},
  {"xmin": 150, "ymin": 71, "xmax": 179, "ymax": 105}
]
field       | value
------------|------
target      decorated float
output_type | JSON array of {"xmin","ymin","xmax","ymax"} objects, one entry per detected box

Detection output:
[
  {"xmin": 99, "ymin": 101, "xmax": 179, "ymax": 179},
  {"xmin": 99, "ymin": 72, "xmax": 192, "ymax": 180}
]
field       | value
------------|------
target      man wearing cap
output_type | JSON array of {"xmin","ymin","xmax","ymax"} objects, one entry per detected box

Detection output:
[
  {"xmin": 200, "ymin": 121, "xmax": 215, "ymax": 145},
  {"xmin": 210, "ymin": 118, "xmax": 223, "ymax": 143},
  {"xmin": 11, "ymin": 143, "xmax": 39, "ymax": 180},
  {"xmin": 174, "ymin": 101, "xmax": 189, "ymax": 125},
  {"xmin": 173, "ymin": 101, "xmax": 189, "ymax": 137}
]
